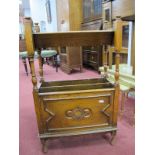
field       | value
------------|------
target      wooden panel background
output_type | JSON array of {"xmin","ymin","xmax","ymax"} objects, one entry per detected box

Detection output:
[
  {"xmin": 56, "ymin": 0, "xmax": 82, "ymax": 31},
  {"xmin": 69, "ymin": 0, "xmax": 82, "ymax": 30},
  {"xmin": 56, "ymin": 0, "xmax": 70, "ymax": 31},
  {"xmin": 112, "ymin": 0, "xmax": 135, "ymax": 19}
]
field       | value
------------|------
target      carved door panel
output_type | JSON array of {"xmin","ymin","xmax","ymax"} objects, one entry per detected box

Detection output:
[{"xmin": 40, "ymin": 92, "xmax": 114, "ymax": 132}]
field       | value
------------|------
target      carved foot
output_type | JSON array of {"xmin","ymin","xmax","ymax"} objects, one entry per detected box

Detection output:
[
  {"xmin": 41, "ymin": 139, "xmax": 48, "ymax": 153},
  {"xmin": 110, "ymin": 131, "xmax": 116, "ymax": 145}
]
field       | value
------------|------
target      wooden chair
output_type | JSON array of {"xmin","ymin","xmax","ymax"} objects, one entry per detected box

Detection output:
[
  {"xmin": 19, "ymin": 38, "xmax": 30, "ymax": 76},
  {"xmin": 100, "ymin": 64, "xmax": 135, "ymax": 120},
  {"xmin": 19, "ymin": 39, "xmax": 58, "ymax": 75},
  {"xmin": 19, "ymin": 51, "xmax": 29, "ymax": 76},
  {"xmin": 19, "ymin": 50, "xmax": 38, "ymax": 76}
]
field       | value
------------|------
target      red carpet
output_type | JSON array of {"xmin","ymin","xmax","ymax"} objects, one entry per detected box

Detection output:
[{"xmin": 19, "ymin": 59, "xmax": 135, "ymax": 155}]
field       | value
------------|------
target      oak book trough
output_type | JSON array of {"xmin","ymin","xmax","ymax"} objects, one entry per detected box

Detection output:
[{"xmin": 24, "ymin": 17, "xmax": 122, "ymax": 153}]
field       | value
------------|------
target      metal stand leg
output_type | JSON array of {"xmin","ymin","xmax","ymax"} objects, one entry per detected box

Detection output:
[{"xmin": 28, "ymin": 57, "xmax": 32, "ymax": 74}]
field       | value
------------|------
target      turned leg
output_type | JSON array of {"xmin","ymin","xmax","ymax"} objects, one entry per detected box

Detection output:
[
  {"xmin": 54, "ymin": 55, "xmax": 58, "ymax": 72},
  {"xmin": 55, "ymin": 60, "xmax": 58, "ymax": 72},
  {"xmin": 110, "ymin": 131, "xmax": 117, "ymax": 145},
  {"xmin": 46, "ymin": 57, "xmax": 50, "ymax": 65},
  {"xmin": 38, "ymin": 50, "xmax": 44, "ymax": 82},
  {"xmin": 22, "ymin": 58, "xmax": 28, "ymax": 76},
  {"xmin": 41, "ymin": 139, "xmax": 48, "ymax": 153},
  {"xmin": 28, "ymin": 57, "xmax": 32, "ymax": 74},
  {"xmin": 42, "ymin": 58, "xmax": 44, "ymax": 66},
  {"xmin": 120, "ymin": 91, "xmax": 126, "ymax": 120}
]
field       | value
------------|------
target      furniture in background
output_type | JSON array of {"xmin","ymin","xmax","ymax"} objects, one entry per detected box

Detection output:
[
  {"xmin": 59, "ymin": 46, "xmax": 82, "ymax": 74},
  {"xmin": 109, "ymin": 21, "xmax": 130, "ymax": 67},
  {"xmin": 81, "ymin": 19, "xmax": 103, "ymax": 72},
  {"xmin": 112, "ymin": 0, "xmax": 135, "ymax": 21},
  {"xmin": 34, "ymin": 23, "xmax": 40, "ymax": 33},
  {"xmin": 56, "ymin": 0, "xmax": 82, "ymax": 31},
  {"xmin": 102, "ymin": 1, "xmax": 130, "ymax": 68},
  {"xmin": 19, "ymin": 38, "xmax": 58, "ymax": 75},
  {"xmin": 99, "ymin": 64, "xmax": 135, "ymax": 120},
  {"xmin": 82, "ymin": 46, "xmax": 102, "ymax": 72},
  {"xmin": 19, "ymin": 51, "xmax": 29, "ymax": 76},
  {"xmin": 83, "ymin": 0, "xmax": 102, "ymax": 22},
  {"xmin": 56, "ymin": 1, "xmax": 83, "ymax": 74},
  {"xmin": 81, "ymin": 0, "xmax": 103, "ymax": 72},
  {"xmin": 39, "ymin": 49, "xmax": 58, "ymax": 72},
  {"xmin": 101, "ymin": 0, "xmax": 135, "ymax": 75},
  {"xmin": 102, "ymin": 0, "xmax": 112, "ymax": 30},
  {"xmin": 24, "ymin": 17, "xmax": 121, "ymax": 153},
  {"xmin": 19, "ymin": 39, "xmax": 30, "ymax": 76}
]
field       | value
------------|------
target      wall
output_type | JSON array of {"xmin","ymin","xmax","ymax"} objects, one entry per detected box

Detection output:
[
  {"xmin": 46, "ymin": 0, "xmax": 57, "ymax": 32},
  {"xmin": 23, "ymin": 8, "xmax": 31, "ymax": 17},
  {"xmin": 56, "ymin": 0, "xmax": 82, "ymax": 31},
  {"xmin": 29, "ymin": 0, "xmax": 57, "ymax": 32},
  {"xmin": 56, "ymin": 0, "xmax": 70, "ymax": 31}
]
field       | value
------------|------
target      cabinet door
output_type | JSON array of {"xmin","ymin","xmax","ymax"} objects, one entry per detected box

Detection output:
[
  {"xmin": 40, "ymin": 91, "xmax": 114, "ymax": 133},
  {"xmin": 93, "ymin": 0, "xmax": 102, "ymax": 17},
  {"xmin": 83, "ymin": 0, "xmax": 92, "ymax": 21},
  {"xmin": 83, "ymin": 0, "xmax": 102, "ymax": 22},
  {"xmin": 102, "ymin": 1, "xmax": 112, "ymax": 29}
]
